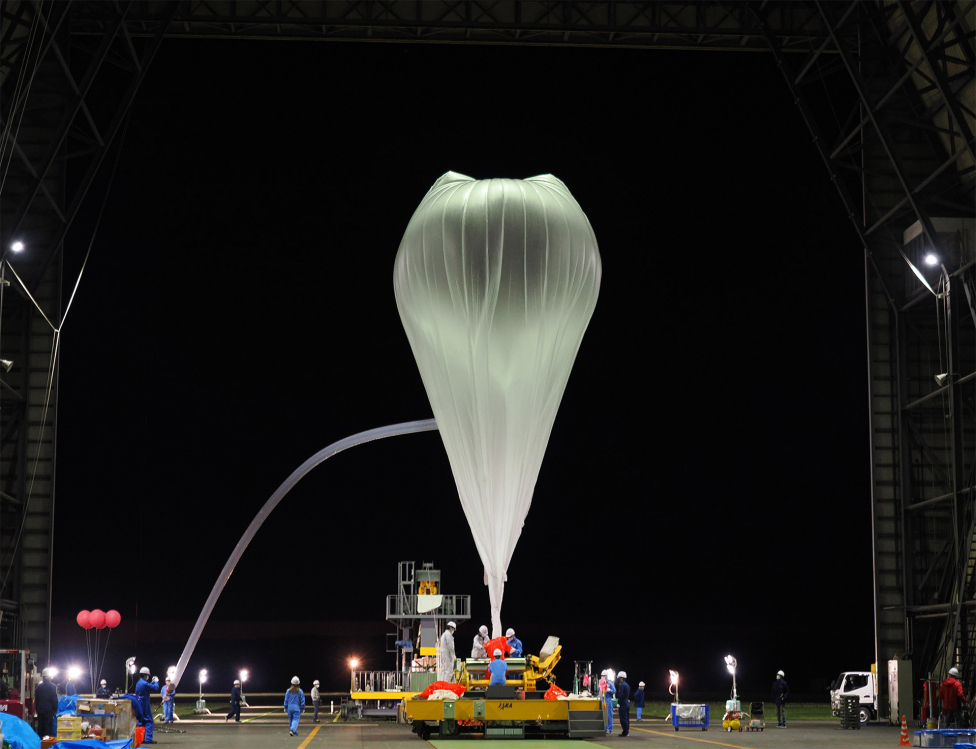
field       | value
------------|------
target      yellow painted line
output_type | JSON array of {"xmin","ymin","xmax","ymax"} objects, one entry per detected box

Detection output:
[
  {"xmin": 296, "ymin": 724, "xmax": 321, "ymax": 748},
  {"xmin": 241, "ymin": 710, "xmax": 277, "ymax": 723},
  {"xmin": 633, "ymin": 725, "xmax": 749, "ymax": 748}
]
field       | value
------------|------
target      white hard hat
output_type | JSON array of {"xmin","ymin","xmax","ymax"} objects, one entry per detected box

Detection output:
[
  {"xmin": 950, "ymin": 667, "xmax": 960, "ymax": 677},
  {"xmin": 600, "ymin": 670, "xmax": 608, "ymax": 676},
  {"xmin": 777, "ymin": 670, "xmax": 785, "ymax": 677},
  {"xmin": 506, "ymin": 628, "xmax": 515, "ymax": 637},
  {"xmin": 42, "ymin": 668, "xmax": 54, "ymax": 678},
  {"xmin": 313, "ymin": 680, "xmax": 320, "ymax": 686},
  {"xmin": 291, "ymin": 676, "xmax": 300, "ymax": 685},
  {"xmin": 233, "ymin": 680, "xmax": 241, "ymax": 686},
  {"xmin": 493, "ymin": 649, "xmax": 502, "ymax": 657},
  {"xmin": 447, "ymin": 621, "xmax": 456, "ymax": 629},
  {"xmin": 619, "ymin": 671, "xmax": 627, "ymax": 679},
  {"xmin": 639, "ymin": 681, "xmax": 645, "ymax": 687},
  {"xmin": 140, "ymin": 667, "xmax": 150, "ymax": 676},
  {"xmin": 100, "ymin": 680, "xmax": 107, "ymax": 686},
  {"xmin": 479, "ymin": 625, "xmax": 488, "ymax": 636}
]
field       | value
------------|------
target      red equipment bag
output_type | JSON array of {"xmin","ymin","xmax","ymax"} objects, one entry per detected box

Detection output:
[
  {"xmin": 544, "ymin": 684, "xmax": 567, "ymax": 700},
  {"xmin": 418, "ymin": 681, "xmax": 466, "ymax": 699}
]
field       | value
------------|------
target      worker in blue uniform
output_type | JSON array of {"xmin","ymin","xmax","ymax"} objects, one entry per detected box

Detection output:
[
  {"xmin": 134, "ymin": 667, "xmax": 160, "ymax": 745},
  {"xmin": 505, "ymin": 628, "xmax": 523, "ymax": 657},
  {"xmin": 226, "ymin": 679, "xmax": 242, "ymax": 722},
  {"xmin": 35, "ymin": 668, "xmax": 59, "ymax": 738},
  {"xmin": 634, "ymin": 681, "xmax": 645, "ymax": 721},
  {"xmin": 616, "ymin": 671, "xmax": 630, "ymax": 736},
  {"xmin": 96, "ymin": 680, "xmax": 111, "ymax": 699},
  {"xmin": 487, "ymin": 649, "xmax": 508, "ymax": 686},
  {"xmin": 284, "ymin": 676, "xmax": 306, "ymax": 737},
  {"xmin": 602, "ymin": 670, "xmax": 616, "ymax": 733}
]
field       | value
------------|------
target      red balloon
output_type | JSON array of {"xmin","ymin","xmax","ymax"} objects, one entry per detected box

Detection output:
[
  {"xmin": 105, "ymin": 610, "xmax": 121, "ymax": 629},
  {"xmin": 76, "ymin": 610, "xmax": 92, "ymax": 629},
  {"xmin": 89, "ymin": 609, "xmax": 106, "ymax": 630}
]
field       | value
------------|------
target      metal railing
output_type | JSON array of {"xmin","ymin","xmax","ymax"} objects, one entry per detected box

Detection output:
[
  {"xmin": 386, "ymin": 594, "xmax": 470, "ymax": 620},
  {"xmin": 352, "ymin": 670, "xmax": 408, "ymax": 693}
]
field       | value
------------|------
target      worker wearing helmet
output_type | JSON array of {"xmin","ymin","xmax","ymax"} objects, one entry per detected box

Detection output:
[
  {"xmin": 226, "ymin": 679, "xmax": 243, "ymax": 723},
  {"xmin": 771, "ymin": 670, "xmax": 789, "ymax": 728},
  {"xmin": 601, "ymin": 669, "xmax": 616, "ymax": 734},
  {"xmin": 134, "ymin": 666, "xmax": 160, "ymax": 744},
  {"xmin": 284, "ymin": 676, "xmax": 306, "ymax": 737},
  {"xmin": 634, "ymin": 681, "xmax": 645, "ymax": 721},
  {"xmin": 438, "ymin": 622, "xmax": 457, "ymax": 682},
  {"xmin": 472, "ymin": 625, "xmax": 489, "ymax": 659},
  {"xmin": 487, "ymin": 649, "xmax": 508, "ymax": 687},
  {"xmin": 96, "ymin": 679, "xmax": 111, "ymax": 700},
  {"xmin": 616, "ymin": 671, "xmax": 630, "ymax": 736},
  {"xmin": 34, "ymin": 668, "xmax": 58, "ymax": 739},
  {"xmin": 311, "ymin": 680, "xmax": 321, "ymax": 723},
  {"xmin": 161, "ymin": 677, "xmax": 176, "ymax": 724},
  {"xmin": 505, "ymin": 628, "xmax": 523, "ymax": 657},
  {"xmin": 940, "ymin": 667, "xmax": 967, "ymax": 728}
]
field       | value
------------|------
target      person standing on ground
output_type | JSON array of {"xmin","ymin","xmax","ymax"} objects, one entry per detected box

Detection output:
[
  {"xmin": 601, "ymin": 670, "xmax": 616, "ymax": 734},
  {"xmin": 34, "ymin": 668, "xmax": 58, "ymax": 738},
  {"xmin": 472, "ymin": 625, "xmax": 489, "ymax": 658},
  {"xmin": 771, "ymin": 670, "xmax": 789, "ymax": 729},
  {"xmin": 438, "ymin": 621, "xmax": 457, "ymax": 682},
  {"xmin": 617, "ymin": 671, "xmax": 631, "ymax": 736},
  {"xmin": 134, "ymin": 666, "xmax": 160, "ymax": 744},
  {"xmin": 284, "ymin": 676, "xmax": 306, "ymax": 737},
  {"xmin": 634, "ymin": 681, "xmax": 645, "ymax": 721},
  {"xmin": 226, "ymin": 679, "xmax": 242, "ymax": 723},
  {"xmin": 161, "ymin": 678, "xmax": 176, "ymax": 723},
  {"xmin": 311, "ymin": 680, "xmax": 321, "ymax": 723},
  {"xmin": 941, "ymin": 667, "xmax": 967, "ymax": 727}
]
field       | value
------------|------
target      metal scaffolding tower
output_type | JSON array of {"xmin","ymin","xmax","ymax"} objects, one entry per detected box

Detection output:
[{"xmin": 0, "ymin": 3, "xmax": 972, "ymax": 713}]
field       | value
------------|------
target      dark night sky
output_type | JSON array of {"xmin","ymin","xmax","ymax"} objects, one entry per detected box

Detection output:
[{"xmin": 47, "ymin": 39, "xmax": 871, "ymax": 698}]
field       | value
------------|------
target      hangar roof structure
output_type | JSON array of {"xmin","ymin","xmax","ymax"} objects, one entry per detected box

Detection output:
[{"xmin": 0, "ymin": 0, "xmax": 973, "ymax": 713}]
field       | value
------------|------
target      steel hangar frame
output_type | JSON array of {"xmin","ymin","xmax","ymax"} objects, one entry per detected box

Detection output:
[{"xmin": 0, "ymin": 3, "xmax": 973, "ymax": 717}]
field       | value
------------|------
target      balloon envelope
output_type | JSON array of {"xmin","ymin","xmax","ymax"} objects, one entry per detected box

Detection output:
[
  {"xmin": 89, "ymin": 609, "xmax": 106, "ymax": 629},
  {"xmin": 76, "ymin": 610, "xmax": 92, "ymax": 629},
  {"xmin": 105, "ymin": 610, "xmax": 121, "ymax": 628},
  {"xmin": 394, "ymin": 172, "xmax": 601, "ymax": 636}
]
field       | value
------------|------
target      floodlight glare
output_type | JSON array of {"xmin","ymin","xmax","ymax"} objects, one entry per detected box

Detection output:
[
  {"xmin": 47, "ymin": 667, "xmax": 59, "ymax": 678},
  {"xmin": 724, "ymin": 655, "xmax": 736, "ymax": 675},
  {"xmin": 240, "ymin": 669, "xmax": 248, "ymax": 682},
  {"xmin": 67, "ymin": 666, "xmax": 81, "ymax": 681},
  {"xmin": 348, "ymin": 658, "xmax": 359, "ymax": 669},
  {"xmin": 199, "ymin": 669, "xmax": 207, "ymax": 684},
  {"xmin": 924, "ymin": 253, "xmax": 939, "ymax": 266},
  {"xmin": 9, "ymin": 241, "xmax": 24, "ymax": 253},
  {"xmin": 669, "ymin": 670, "xmax": 679, "ymax": 686}
]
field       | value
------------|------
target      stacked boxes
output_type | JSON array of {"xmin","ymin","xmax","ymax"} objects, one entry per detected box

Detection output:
[
  {"xmin": 56, "ymin": 716, "xmax": 83, "ymax": 741},
  {"xmin": 839, "ymin": 695, "xmax": 860, "ymax": 729}
]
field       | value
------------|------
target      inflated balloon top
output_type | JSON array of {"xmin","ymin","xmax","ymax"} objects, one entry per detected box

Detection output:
[{"xmin": 395, "ymin": 172, "xmax": 601, "ymax": 637}]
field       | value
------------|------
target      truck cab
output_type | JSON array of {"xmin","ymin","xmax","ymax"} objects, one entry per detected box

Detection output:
[{"xmin": 830, "ymin": 671, "xmax": 877, "ymax": 724}]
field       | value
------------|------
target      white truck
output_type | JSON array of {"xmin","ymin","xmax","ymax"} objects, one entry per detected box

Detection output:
[{"xmin": 830, "ymin": 671, "xmax": 879, "ymax": 724}]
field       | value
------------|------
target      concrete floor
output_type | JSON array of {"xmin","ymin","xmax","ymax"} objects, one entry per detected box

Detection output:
[{"xmin": 139, "ymin": 720, "xmax": 907, "ymax": 749}]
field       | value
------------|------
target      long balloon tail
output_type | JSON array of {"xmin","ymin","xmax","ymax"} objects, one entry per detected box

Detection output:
[{"xmin": 172, "ymin": 419, "xmax": 438, "ymax": 686}]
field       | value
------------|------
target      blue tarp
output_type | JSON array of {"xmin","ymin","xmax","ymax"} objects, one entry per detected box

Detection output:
[
  {"xmin": 57, "ymin": 694, "xmax": 79, "ymax": 717},
  {"xmin": 0, "ymin": 712, "xmax": 41, "ymax": 749},
  {"xmin": 51, "ymin": 741, "xmax": 132, "ymax": 749}
]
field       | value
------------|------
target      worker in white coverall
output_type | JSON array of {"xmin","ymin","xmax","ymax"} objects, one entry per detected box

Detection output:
[
  {"xmin": 438, "ymin": 621, "xmax": 457, "ymax": 682},
  {"xmin": 471, "ymin": 625, "xmax": 489, "ymax": 658}
]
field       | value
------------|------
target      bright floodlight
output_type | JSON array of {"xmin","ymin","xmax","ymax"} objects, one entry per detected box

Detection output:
[
  {"xmin": 199, "ymin": 669, "xmax": 207, "ymax": 684},
  {"xmin": 47, "ymin": 667, "xmax": 59, "ymax": 678},
  {"xmin": 167, "ymin": 666, "xmax": 177, "ymax": 681},
  {"xmin": 924, "ymin": 253, "xmax": 939, "ymax": 266},
  {"xmin": 724, "ymin": 655, "xmax": 736, "ymax": 674},
  {"xmin": 348, "ymin": 658, "xmax": 359, "ymax": 669},
  {"xmin": 669, "ymin": 670, "xmax": 679, "ymax": 686},
  {"xmin": 9, "ymin": 241, "xmax": 24, "ymax": 253},
  {"xmin": 240, "ymin": 669, "xmax": 248, "ymax": 682},
  {"xmin": 67, "ymin": 666, "xmax": 81, "ymax": 681}
]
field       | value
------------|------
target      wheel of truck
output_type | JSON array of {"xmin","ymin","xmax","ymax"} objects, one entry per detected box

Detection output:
[{"xmin": 858, "ymin": 707, "xmax": 871, "ymax": 725}]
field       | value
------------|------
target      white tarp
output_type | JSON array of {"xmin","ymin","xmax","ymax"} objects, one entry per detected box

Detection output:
[
  {"xmin": 394, "ymin": 172, "xmax": 602, "ymax": 637},
  {"xmin": 676, "ymin": 704, "xmax": 706, "ymax": 719}
]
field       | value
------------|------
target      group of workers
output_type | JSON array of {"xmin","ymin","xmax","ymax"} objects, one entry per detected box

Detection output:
[
  {"xmin": 598, "ymin": 669, "xmax": 643, "ymax": 736},
  {"xmin": 437, "ymin": 621, "xmax": 523, "ymax": 683}
]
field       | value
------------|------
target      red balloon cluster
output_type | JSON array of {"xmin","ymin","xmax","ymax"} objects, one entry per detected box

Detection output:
[{"xmin": 76, "ymin": 609, "xmax": 121, "ymax": 630}]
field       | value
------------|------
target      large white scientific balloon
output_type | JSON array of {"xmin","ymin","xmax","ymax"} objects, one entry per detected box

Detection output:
[{"xmin": 394, "ymin": 172, "xmax": 601, "ymax": 637}]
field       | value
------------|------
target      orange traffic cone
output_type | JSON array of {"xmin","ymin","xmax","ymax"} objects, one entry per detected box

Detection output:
[{"xmin": 898, "ymin": 715, "xmax": 911, "ymax": 746}]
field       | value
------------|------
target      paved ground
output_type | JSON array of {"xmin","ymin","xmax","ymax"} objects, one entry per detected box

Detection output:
[{"xmin": 139, "ymin": 720, "xmax": 906, "ymax": 748}]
